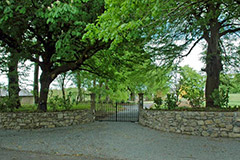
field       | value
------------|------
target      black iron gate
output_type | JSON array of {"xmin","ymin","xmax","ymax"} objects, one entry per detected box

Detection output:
[{"xmin": 95, "ymin": 102, "xmax": 139, "ymax": 122}]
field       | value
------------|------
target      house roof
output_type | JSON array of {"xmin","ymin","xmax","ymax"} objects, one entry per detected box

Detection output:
[{"xmin": 0, "ymin": 88, "xmax": 33, "ymax": 97}]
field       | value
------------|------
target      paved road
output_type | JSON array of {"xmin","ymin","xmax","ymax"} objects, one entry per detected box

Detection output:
[{"xmin": 0, "ymin": 122, "xmax": 240, "ymax": 160}]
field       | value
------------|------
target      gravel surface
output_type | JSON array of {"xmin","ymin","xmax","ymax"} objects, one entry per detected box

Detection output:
[
  {"xmin": 0, "ymin": 148, "xmax": 108, "ymax": 160},
  {"xmin": 0, "ymin": 122, "xmax": 240, "ymax": 160}
]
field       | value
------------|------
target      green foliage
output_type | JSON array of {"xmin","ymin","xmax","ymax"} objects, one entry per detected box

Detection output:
[
  {"xmin": 0, "ymin": 97, "xmax": 19, "ymax": 112},
  {"xmin": 96, "ymin": 0, "xmax": 240, "ymax": 109},
  {"xmin": 228, "ymin": 74, "xmax": 240, "ymax": 94},
  {"xmin": 48, "ymin": 91, "xmax": 75, "ymax": 111},
  {"xmin": 154, "ymin": 97, "xmax": 163, "ymax": 106},
  {"xmin": 153, "ymin": 96, "xmax": 163, "ymax": 109},
  {"xmin": 165, "ymin": 93, "xmax": 178, "ymax": 110},
  {"xmin": 179, "ymin": 66, "xmax": 205, "ymax": 107},
  {"xmin": 211, "ymin": 86, "xmax": 230, "ymax": 108}
]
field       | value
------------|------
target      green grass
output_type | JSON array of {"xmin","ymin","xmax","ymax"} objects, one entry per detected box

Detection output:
[
  {"xmin": 49, "ymin": 88, "xmax": 91, "ymax": 101},
  {"xmin": 229, "ymin": 94, "xmax": 240, "ymax": 106}
]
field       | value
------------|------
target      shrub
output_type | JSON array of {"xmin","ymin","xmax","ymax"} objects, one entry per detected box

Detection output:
[
  {"xmin": 165, "ymin": 93, "xmax": 178, "ymax": 109},
  {"xmin": 153, "ymin": 97, "xmax": 163, "ymax": 109},
  {"xmin": 48, "ymin": 92, "xmax": 74, "ymax": 111},
  {"xmin": 0, "ymin": 97, "xmax": 18, "ymax": 112},
  {"xmin": 179, "ymin": 66, "xmax": 205, "ymax": 107},
  {"xmin": 154, "ymin": 96, "xmax": 163, "ymax": 106},
  {"xmin": 211, "ymin": 86, "xmax": 229, "ymax": 108}
]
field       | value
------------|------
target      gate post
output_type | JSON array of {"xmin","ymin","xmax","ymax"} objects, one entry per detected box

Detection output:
[
  {"xmin": 90, "ymin": 93, "xmax": 96, "ymax": 121},
  {"xmin": 138, "ymin": 93, "xmax": 144, "ymax": 110}
]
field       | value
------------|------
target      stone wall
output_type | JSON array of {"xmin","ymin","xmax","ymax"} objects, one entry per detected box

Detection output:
[
  {"xmin": 0, "ymin": 110, "xmax": 93, "ymax": 130},
  {"xmin": 139, "ymin": 109, "xmax": 240, "ymax": 138}
]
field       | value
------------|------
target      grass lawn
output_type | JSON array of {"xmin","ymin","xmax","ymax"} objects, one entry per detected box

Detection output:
[{"xmin": 229, "ymin": 94, "xmax": 240, "ymax": 106}]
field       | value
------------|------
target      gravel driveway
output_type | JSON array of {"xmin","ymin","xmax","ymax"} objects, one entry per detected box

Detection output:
[{"xmin": 0, "ymin": 122, "xmax": 240, "ymax": 160}]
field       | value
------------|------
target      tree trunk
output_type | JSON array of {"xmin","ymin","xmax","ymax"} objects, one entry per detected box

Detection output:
[
  {"xmin": 33, "ymin": 55, "xmax": 39, "ymax": 105},
  {"xmin": 76, "ymin": 72, "xmax": 83, "ymax": 103},
  {"xmin": 38, "ymin": 72, "xmax": 52, "ymax": 112},
  {"xmin": 77, "ymin": 84, "xmax": 83, "ymax": 103},
  {"xmin": 105, "ymin": 81, "xmax": 110, "ymax": 102},
  {"xmin": 130, "ymin": 92, "xmax": 135, "ymax": 101},
  {"xmin": 61, "ymin": 74, "xmax": 66, "ymax": 103},
  {"xmin": 205, "ymin": 21, "xmax": 222, "ymax": 108},
  {"xmin": 8, "ymin": 53, "xmax": 21, "ymax": 109},
  {"xmin": 205, "ymin": 49, "xmax": 222, "ymax": 108},
  {"xmin": 98, "ymin": 82, "xmax": 103, "ymax": 102}
]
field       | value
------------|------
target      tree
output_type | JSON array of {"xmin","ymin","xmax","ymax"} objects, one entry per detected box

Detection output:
[
  {"xmin": 179, "ymin": 66, "xmax": 205, "ymax": 107},
  {"xmin": 96, "ymin": 0, "xmax": 240, "ymax": 108},
  {"xmin": 1, "ymin": 0, "xmax": 150, "ymax": 111},
  {"xmin": 0, "ymin": 0, "xmax": 112, "ymax": 111},
  {"xmin": 0, "ymin": 0, "xmax": 28, "ymax": 108}
]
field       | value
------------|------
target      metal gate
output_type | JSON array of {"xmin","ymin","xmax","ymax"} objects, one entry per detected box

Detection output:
[{"xmin": 95, "ymin": 102, "xmax": 139, "ymax": 122}]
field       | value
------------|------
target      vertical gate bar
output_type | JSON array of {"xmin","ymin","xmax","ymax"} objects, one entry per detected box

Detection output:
[{"xmin": 116, "ymin": 102, "xmax": 117, "ymax": 122}]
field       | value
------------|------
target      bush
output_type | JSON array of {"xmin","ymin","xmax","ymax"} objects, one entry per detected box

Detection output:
[
  {"xmin": 165, "ymin": 93, "xmax": 178, "ymax": 109},
  {"xmin": 211, "ymin": 86, "xmax": 229, "ymax": 108},
  {"xmin": 179, "ymin": 66, "xmax": 205, "ymax": 107},
  {"xmin": 154, "ymin": 97, "xmax": 163, "ymax": 106},
  {"xmin": 153, "ymin": 97, "xmax": 163, "ymax": 109},
  {"xmin": 48, "ymin": 92, "xmax": 74, "ymax": 111},
  {"xmin": 0, "ymin": 97, "xmax": 18, "ymax": 112}
]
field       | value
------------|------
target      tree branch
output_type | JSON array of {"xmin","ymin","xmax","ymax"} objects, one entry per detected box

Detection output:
[
  {"xmin": 180, "ymin": 37, "xmax": 203, "ymax": 58},
  {"xmin": 220, "ymin": 27, "xmax": 240, "ymax": 37},
  {"xmin": 28, "ymin": 55, "xmax": 43, "ymax": 67}
]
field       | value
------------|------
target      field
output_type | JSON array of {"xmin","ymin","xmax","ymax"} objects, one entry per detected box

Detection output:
[
  {"xmin": 49, "ymin": 88, "xmax": 91, "ymax": 101},
  {"xmin": 229, "ymin": 94, "xmax": 240, "ymax": 106}
]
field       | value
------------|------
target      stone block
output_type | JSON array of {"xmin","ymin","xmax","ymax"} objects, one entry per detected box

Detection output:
[
  {"xmin": 236, "ymin": 117, "xmax": 240, "ymax": 122},
  {"xmin": 224, "ymin": 117, "xmax": 233, "ymax": 122},
  {"xmin": 226, "ymin": 125, "xmax": 233, "ymax": 130},
  {"xmin": 220, "ymin": 131, "xmax": 228, "ymax": 137},
  {"xmin": 205, "ymin": 120, "xmax": 214, "ymax": 125},
  {"xmin": 229, "ymin": 133, "xmax": 240, "ymax": 138},
  {"xmin": 197, "ymin": 120, "xmax": 204, "ymax": 125},
  {"xmin": 214, "ymin": 119, "xmax": 222, "ymax": 124},
  {"xmin": 202, "ymin": 131, "xmax": 210, "ymax": 137},
  {"xmin": 234, "ymin": 122, "xmax": 240, "ymax": 127},
  {"xmin": 233, "ymin": 127, "xmax": 240, "ymax": 133},
  {"xmin": 169, "ymin": 127, "xmax": 176, "ymax": 132},
  {"xmin": 40, "ymin": 122, "xmax": 49, "ymax": 126},
  {"xmin": 58, "ymin": 113, "xmax": 64, "ymax": 119},
  {"xmin": 48, "ymin": 125, "xmax": 56, "ymax": 128},
  {"xmin": 15, "ymin": 126, "xmax": 20, "ymax": 130},
  {"xmin": 224, "ymin": 112, "xmax": 234, "ymax": 117},
  {"xmin": 219, "ymin": 123, "xmax": 226, "ymax": 128}
]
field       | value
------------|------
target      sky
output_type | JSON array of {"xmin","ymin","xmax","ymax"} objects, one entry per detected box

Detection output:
[{"xmin": 179, "ymin": 44, "xmax": 204, "ymax": 71}]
